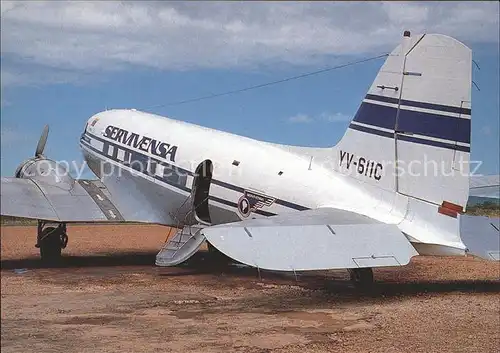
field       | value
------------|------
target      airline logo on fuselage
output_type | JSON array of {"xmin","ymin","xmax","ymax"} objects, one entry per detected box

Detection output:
[
  {"xmin": 237, "ymin": 190, "xmax": 276, "ymax": 218},
  {"xmin": 104, "ymin": 125, "xmax": 178, "ymax": 162}
]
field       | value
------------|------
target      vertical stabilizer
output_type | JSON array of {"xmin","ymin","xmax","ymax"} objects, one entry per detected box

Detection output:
[{"xmin": 335, "ymin": 31, "xmax": 472, "ymax": 211}]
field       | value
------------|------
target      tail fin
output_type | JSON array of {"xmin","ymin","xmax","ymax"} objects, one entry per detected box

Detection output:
[{"xmin": 336, "ymin": 31, "xmax": 472, "ymax": 210}]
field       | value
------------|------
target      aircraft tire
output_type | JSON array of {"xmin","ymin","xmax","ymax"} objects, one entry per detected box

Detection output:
[
  {"xmin": 39, "ymin": 227, "xmax": 63, "ymax": 265},
  {"xmin": 349, "ymin": 268, "xmax": 374, "ymax": 291}
]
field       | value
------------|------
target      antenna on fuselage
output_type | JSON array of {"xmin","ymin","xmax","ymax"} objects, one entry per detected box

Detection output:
[{"xmin": 143, "ymin": 53, "xmax": 389, "ymax": 110}]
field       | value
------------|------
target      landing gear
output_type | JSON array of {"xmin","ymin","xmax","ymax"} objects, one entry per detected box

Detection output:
[
  {"xmin": 348, "ymin": 268, "xmax": 374, "ymax": 291},
  {"xmin": 35, "ymin": 221, "xmax": 68, "ymax": 264},
  {"xmin": 207, "ymin": 241, "xmax": 232, "ymax": 269}
]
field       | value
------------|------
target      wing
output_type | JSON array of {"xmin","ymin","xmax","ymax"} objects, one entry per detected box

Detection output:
[
  {"xmin": 202, "ymin": 208, "xmax": 419, "ymax": 271},
  {"xmin": 469, "ymin": 175, "xmax": 500, "ymax": 199},
  {"xmin": 1, "ymin": 177, "xmax": 124, "ymax": 222}
]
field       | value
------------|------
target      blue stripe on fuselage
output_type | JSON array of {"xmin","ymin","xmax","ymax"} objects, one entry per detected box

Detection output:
[
  {"xmin": 80, "ymin": 138, "xmax": 276, "ymax": 216},
  {"xmin": 80, "ymin": 132, "xmax": 309, "ymax": 214}
]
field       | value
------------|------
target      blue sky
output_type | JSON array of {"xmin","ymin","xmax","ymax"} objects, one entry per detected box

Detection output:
[{"xmin": 1, "ymin": 1, "xmax": 499, "ymax": 178}]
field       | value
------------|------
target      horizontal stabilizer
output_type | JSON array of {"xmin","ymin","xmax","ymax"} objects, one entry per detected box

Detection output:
[
  {"xmin": 202, "ymin": 208, "xmax": 418, "ymax": 271},
  {"xmin": 460, "ymin": 215, "xmax": 500, "ymax": 261},
  {"xmin": 469, "ymin": 175, "xmax": 500, "ymax": 199}
]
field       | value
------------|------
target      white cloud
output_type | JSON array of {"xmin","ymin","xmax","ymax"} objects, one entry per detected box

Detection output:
[
  {"xmin": 382, "ymin": 3, "xmax": 430, "ymax": 24},
  {"xmin": 288, "ymin": 114, "xmax": 313, "ymax": 124},
  {"xmin": 1, "ymin": 1, "xmax": 498, "ymax": 88},
  {"xmin": 320, "ymin": 112, "xmax": 352, "ymax": 122}
]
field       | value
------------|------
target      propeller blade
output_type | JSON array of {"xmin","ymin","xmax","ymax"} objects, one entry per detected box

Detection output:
[{"xmin": 35, "ymin": 125, "xmax": 49, "ymax": 157}]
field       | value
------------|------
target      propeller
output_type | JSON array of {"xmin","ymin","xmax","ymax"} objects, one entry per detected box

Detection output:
[{"xmin": 35, "ymin": 125, "xmax": 49, "ymax": 158}]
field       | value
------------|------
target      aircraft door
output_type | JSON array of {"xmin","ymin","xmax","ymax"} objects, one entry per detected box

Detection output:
[{"xmin": 191, "ymin": 160, "xmax": 213, "ymax": 225}]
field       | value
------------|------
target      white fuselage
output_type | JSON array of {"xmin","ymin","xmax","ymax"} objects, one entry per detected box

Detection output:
[{"xmin": 79, "ymin": 109, "xmax": 466, "ymax": 256}]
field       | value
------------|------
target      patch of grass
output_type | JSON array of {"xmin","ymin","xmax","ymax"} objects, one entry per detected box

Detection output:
[
  {"xmin": 0, "ymin": 216, "xmax": 151, "ymax": 227},
  {"xmin": 465, "ymin": 201, "xmax": 500, "ymax": 218},
  {"xmin": 0, "ymin": 216, "xmax": 38, "ymax": 226}
]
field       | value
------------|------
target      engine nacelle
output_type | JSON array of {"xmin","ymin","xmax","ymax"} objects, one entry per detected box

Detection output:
[{"xmin": 14, "ymin": 157, "xmax": 75, "ymax": 191}]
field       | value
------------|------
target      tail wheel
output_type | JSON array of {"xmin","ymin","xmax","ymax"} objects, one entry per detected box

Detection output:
[{"xmin": 39, "ymin": 227, "xmax": 64, "ymax": 263}]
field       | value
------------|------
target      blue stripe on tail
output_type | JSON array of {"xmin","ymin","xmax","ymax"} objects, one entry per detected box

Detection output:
[
  {"xmin": 349, "ymin": 123, "xmax": 470, "ymax": 152},
  {"xmin": 350, "ymin": 97, "xmax": 471, "ymax": 151},
  {"xmin": 365, "ymin": 94, "xmax": 471, "ymax": 116}
]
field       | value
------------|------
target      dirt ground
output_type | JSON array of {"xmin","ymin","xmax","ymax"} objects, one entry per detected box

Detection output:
[{"xmin": 1, "ymin": 224, "xmax": 499, "ymax": 353}]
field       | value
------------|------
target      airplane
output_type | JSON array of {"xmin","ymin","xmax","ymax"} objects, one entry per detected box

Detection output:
[{"xmin": 1, "ymin": 31, "xmax": 499, "ymax": 288}]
